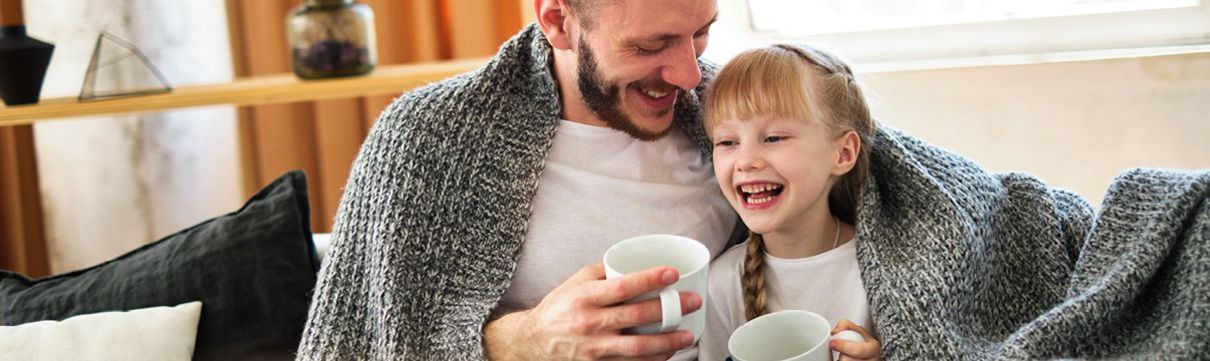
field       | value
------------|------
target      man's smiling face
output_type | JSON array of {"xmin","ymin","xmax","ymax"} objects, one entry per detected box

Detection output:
[{"xmin": 566, "ymin": 0, "xmax": 718, "ymax": 140}]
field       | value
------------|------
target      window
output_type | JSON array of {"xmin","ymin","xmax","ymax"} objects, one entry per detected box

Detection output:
[{"xmin": 706, "ymin": 0, "xmax": 1210, "ymax": 68}]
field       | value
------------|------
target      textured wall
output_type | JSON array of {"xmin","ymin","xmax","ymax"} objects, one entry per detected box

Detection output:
[{"xmin": 25, "ymin": 0, "xmax": 242, "ymax": 273}]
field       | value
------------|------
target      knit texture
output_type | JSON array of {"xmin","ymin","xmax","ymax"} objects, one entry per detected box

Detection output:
[
  {"xmin": 296, "ymin": 24, "xmax": 718, "ymax": 360},
  {"xmin": 858, "ymin": 126, "xmax": 1210, "ymax": 360}
]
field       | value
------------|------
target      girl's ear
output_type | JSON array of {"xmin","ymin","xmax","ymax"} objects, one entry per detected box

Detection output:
[
  {"xmin": 536, "ymin": 0, "xmax": 574, "ymax": 50},
  {"xmin": 833, "ymin": 130, "xmax": 860, "ymax": 175}
]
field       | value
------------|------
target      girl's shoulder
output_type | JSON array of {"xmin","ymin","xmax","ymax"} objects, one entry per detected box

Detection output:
[
  {"xmin": 709, "ymin": 241, "xmax": 749, "ymax": 282},
  {"xmin": 713, "ymin": 240, "xmax": 749, "ymax": 267}
]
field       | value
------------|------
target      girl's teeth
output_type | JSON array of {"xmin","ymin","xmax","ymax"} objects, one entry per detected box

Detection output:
[
  {"xmin": 741, "ymin": 184, "xmax": 780, "ymax": 193},
  {"xmin": 747, "ymin": 195, "xmax": 773, "ymax": 204},
  {"xmin": 740, "ymin": 183, "xmax": 783, "ymax": 205}
]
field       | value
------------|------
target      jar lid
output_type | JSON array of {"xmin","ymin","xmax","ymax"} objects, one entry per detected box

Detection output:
[{"xmin": 304, "ymin": 0, "xmax": 353, "ymax": 6}]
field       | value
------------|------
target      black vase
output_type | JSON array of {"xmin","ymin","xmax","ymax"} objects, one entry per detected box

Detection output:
[{"xmin": 0, "ymin": 25, "xmax": 55, "ymax": 106}]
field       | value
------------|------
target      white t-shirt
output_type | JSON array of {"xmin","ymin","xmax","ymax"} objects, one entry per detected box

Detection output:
[
  {"xmin": 698, "ymin": 238, "xmax": 873, "ymax": 361},
  {"xmin": 492, "ymin": 120, "xmax": 737, "ymax": 317}
]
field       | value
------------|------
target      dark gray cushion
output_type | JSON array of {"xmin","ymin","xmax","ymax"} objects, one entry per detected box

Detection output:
[{"xmin": 0, "ymin": 170, "xmax": 318, "ymax": 360}]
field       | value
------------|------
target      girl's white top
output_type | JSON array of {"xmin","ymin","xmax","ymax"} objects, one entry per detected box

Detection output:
[{"xmin": 697, "ymin": 238, "xmax": 874, "ymax": 361}]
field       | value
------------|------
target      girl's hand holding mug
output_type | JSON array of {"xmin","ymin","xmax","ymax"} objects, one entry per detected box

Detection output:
[{"xmin": 829, "ymin": 319, "xmax": 880, "ymax": 361}]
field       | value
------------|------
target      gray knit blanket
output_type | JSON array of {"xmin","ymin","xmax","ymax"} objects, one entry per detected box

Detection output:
[
  {"xmin": 296, "ymin": 24, "xmax": 717, "ymax": 360},
  {"xmin": 857, "ymin": 126, "xmax": 1210, "ymax": 360},
  {"xmin": 298, "ymin": 20, "xmax": 1207, "ymax": 359}
]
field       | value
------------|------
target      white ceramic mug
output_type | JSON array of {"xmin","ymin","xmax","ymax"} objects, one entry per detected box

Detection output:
[
  {"xmin": 727, "ymin": 310, "xmax": 865, "ymax": 361},
  {"xmin": 603, "ymin": 234, "xmax": 710, "ymax": 341}
]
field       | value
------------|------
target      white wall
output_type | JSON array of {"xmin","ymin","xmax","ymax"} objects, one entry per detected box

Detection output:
[
  {"xmin": 861, "ymin": 51, "xmax": 1210, "ymax": 207},
  {"xmin": 25, "ymin": 0, "xmax": 243, "ymax": 273}
]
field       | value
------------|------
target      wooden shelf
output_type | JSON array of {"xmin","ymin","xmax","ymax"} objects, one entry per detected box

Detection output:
[{"xmin": 0, "ymin": 57, "xmax": 488, "ymax": 127}]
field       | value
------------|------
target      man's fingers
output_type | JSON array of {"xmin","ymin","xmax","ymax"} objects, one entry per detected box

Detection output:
[
  {"xmin": 595, "ymin": 331, "xmax": 694, "ymax": 358},
  {"xmin": 587, "ymin": 266, "xmax": 679, "ymax": 306},
  {"xmin": 677, "ymin": 291, "xmax": 702, "ymax": 315},
  {"xmin": 601, "ymin": 354, "xmax": 673, "ymax": 361},
  {"xmin": 598, "ymin": 291, "xmax": 702, "ymax": 329},
  {"xmin": 571, "ymin": 263, "xmax": 607, "ymax": 283},
  {"xmin": 601, "ymin": 356, "xmax": 671, "ymax": 361},
  {"xmin": 534, "ymin": 265, "xmax": 701, "ymax": 360}
]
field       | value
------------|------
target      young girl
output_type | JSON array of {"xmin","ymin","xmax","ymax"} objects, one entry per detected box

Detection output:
[{"xmin": 698, "ymin": 44, "xmax": 881, "ymax": 361}]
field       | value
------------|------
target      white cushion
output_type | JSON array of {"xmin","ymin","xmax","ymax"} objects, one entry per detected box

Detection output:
[
  {"xmin": 0, "ymin": 301, "xmax": 202, "ymax": 361},
  {"xmin": 314, "ymin": 233, "xmax": 331, "ymax": 263}
]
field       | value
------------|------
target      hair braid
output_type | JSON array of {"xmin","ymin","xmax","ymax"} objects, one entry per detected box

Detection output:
[{"xmin": 741, "ymin": 233, "xmax": 770, "ymax": 320}]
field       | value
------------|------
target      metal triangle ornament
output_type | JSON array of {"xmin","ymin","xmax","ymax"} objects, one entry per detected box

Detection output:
[{"xmin": 78, "ymin": 32, "xmax": 172, "ymax": 101}]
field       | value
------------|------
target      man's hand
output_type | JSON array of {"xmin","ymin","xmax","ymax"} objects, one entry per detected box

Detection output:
[{"xmin": 485, "ymin": 263, "xmax": 701, "ymax": 360}]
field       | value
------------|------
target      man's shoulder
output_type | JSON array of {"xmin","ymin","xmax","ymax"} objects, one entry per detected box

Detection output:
[
  {"xmin": 374, "ymin": 64, "xmax": 542, "ymax": 132},
  {"xmin": 388, "ymin": 72, "xmax": 480, "ymax": 112},
  {"xmin": 376, "ymin": 27, "xmax": 555, "ymax": 131}
]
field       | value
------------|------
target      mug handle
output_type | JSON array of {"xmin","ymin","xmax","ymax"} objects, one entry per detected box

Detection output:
[
  {"xmin": 657, "ymin": 287, "xmax": 681, "ymax": 332},
  {"xmin": 830, "ymin": 330, "xmax": 865, "ymax": 343}
]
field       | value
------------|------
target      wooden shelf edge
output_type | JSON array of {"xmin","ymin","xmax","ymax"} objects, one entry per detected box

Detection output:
[{"xmin": 0, "ymin": 57, "xmax": 488, "ymax": 127}]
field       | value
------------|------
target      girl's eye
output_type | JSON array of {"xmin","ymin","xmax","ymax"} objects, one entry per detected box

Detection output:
[
  {"xmin": 714, "ymin": 140, "xmax": 736, "ymax": 147},
  {"xmin": 764, "ymin": 136, "xmax": 786, "ymax": 143}
]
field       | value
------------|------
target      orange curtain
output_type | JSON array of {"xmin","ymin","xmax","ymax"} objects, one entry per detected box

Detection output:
[
  {"xmin": 0, "ymin": 0, "xmax": 49, "ymax": 278},
  {"xmin": 227, "ymin": 0, "xmax": 527, "ymax": 232}
]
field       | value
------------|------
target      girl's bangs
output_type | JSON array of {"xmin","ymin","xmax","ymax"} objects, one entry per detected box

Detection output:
[{"xmin": 705, "ymin": 48, "xmax": 819, "ymax": 130}]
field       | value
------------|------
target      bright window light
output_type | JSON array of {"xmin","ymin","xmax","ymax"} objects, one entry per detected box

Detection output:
[
  {"xmin": 748, "ymin": 0, "xmax": 1199, "ymax": 36},
  {"xmin": 706, "ymin": 0, "xmax": 1210, "ymax": 69}
]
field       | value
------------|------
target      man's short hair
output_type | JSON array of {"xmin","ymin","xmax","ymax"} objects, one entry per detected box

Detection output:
[{"xmin": 566, "ymin": 0, "xmax": 601, "ymax": 30}]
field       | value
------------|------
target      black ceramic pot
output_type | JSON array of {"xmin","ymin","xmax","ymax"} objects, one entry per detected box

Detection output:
[{"xmin": 0, "ymin": 25, "xmax": 55, "ymax": 106}]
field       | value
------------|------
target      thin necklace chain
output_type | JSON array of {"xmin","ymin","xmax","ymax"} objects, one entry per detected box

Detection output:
[{"xmin": 831, "ymin": 216, "xmax": 841, "ymax": 250}]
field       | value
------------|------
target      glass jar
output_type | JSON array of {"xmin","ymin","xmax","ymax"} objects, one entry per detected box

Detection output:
[{"xmin": 286, "ymin": 0, "xmax": 377, "ymax": 79}]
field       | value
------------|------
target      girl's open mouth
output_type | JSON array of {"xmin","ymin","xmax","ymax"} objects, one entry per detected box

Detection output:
[{"xmin": 738, "ymin": 182, "xmax": 784, "ymax": 208}]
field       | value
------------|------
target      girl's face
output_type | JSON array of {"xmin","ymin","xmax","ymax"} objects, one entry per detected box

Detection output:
[{"xmin": 711, "ymin": 116, "xmax": 846, "ymax": 237}]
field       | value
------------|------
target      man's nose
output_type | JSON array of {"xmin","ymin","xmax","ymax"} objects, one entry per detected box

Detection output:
[{"xmin": 662, "ymin": 41, "xmax": 702, "ymax": 91}]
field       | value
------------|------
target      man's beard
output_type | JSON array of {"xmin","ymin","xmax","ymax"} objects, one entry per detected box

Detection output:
[{"xmin": 577, "ymin": 37, "xmax": 676, "ymax": 141}]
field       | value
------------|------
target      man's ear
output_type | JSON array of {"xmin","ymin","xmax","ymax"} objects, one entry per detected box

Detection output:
[
  {"xmin": 536, "ymin": 0, "xmax": 574, "ymax": 50},
  {"xmin": 833, "ymin": 131, "xmax": 860, "ymax": 175}
]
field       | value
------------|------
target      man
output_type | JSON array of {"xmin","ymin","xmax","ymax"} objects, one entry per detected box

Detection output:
[{"xmin": 297, "ymin": 0, "xmax": 738, "ymax": 359}]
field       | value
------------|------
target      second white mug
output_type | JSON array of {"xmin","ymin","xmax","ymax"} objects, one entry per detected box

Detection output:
[{"xmin": 728, "ymin": 310, "xmax": 864, "ymax": 361}]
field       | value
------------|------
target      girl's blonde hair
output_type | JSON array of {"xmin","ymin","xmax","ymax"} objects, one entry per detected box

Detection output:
[{"xmin": 704, "ymin": 44, "xmax": 876, "ymax": 320}]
